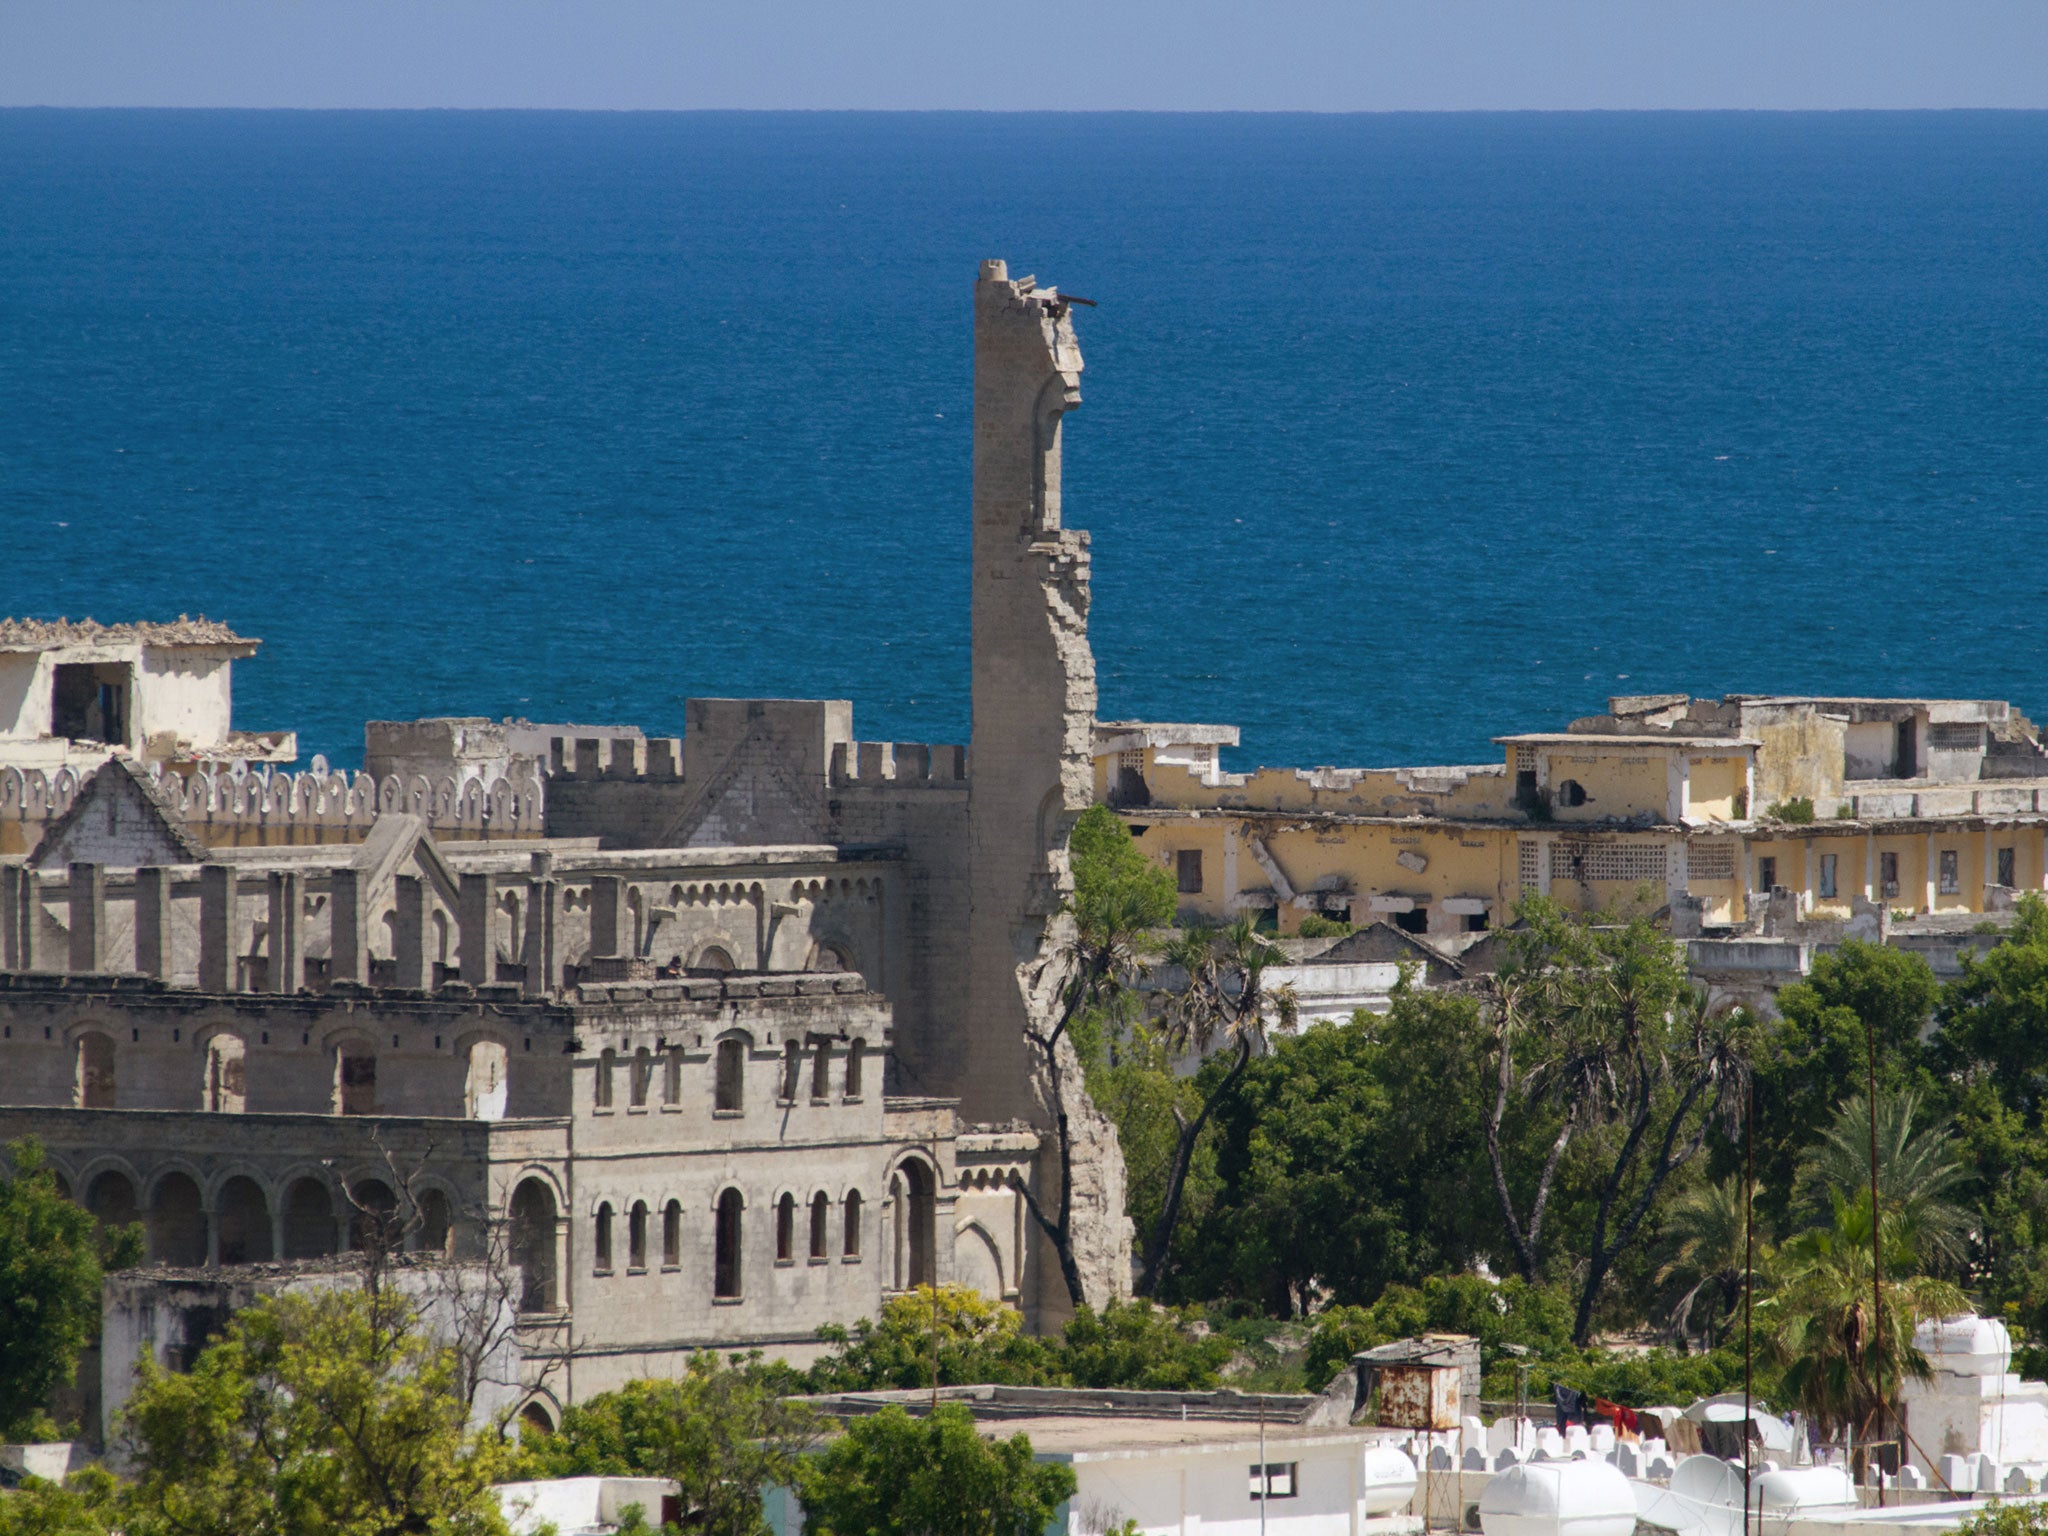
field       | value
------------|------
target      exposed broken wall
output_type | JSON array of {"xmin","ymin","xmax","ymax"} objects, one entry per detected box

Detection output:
[{"xmin": 965, "ymin": 259, "xmax": 1130, "ymax": 1319}]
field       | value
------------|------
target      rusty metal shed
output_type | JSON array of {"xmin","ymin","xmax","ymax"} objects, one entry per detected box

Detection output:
[{"xmin": 1355, "ymin": 1333, "xmax": 1482, "ymax": 1430}]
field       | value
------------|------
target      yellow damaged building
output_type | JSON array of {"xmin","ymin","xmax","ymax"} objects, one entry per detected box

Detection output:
[{"xmin": 1094, "ymin": 693, "xmax": 2048, "ymax": 944}]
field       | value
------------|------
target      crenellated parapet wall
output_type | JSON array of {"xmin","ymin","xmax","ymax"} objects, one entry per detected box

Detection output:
[
  {"xmin": 829, "ymin": 741, "xmax": 967, "ymax": 787},
  {"xmin": 0, "ymin": 759, "xmax": 544, "ymax": 845},
  {"xmin": 537, "ymin": 735, "xmax": 685, "ymax": 782}
]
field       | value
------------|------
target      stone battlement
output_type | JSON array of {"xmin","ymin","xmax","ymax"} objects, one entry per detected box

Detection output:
[
  {"xmin": 829, "ymin": 741, "xmax": 967, "ymax": 787},
  {"xmin": 538, "ymin": 735, "xmax": 685, "ymax": 782}
]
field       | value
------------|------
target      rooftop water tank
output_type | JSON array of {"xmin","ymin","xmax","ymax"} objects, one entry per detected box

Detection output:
[
  {"xmin": 1751, "ymin": 1466, "xmax": 1858, "ymax": 1513},
  {"xmin": 1916, "ymin": 1315, "xmax": 2012, "ymax": 1378},
  {"xmin": 1361, "ymin": 1444, "xmax": 1419, "ymax": 1516},
  {"xmin": 1479, "ymin": 1459, "xmax": 1635, "ymax": 1536}
]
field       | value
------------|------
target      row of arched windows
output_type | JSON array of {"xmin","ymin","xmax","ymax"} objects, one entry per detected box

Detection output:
[
  {"xmin": 594, "ymin": 1035, "xmax": 869, "ymax": 1115},
  {"xmin": 588, "ymin": 1185, "xmax": 877, "ymax": 1301},
  {"xmin": 63, "ymin": 1031, "xmax": 511, "ymax": 1121},
  {"xmin": 63, "ymin": 1165, "xmax": 453, "ymax": 1267}
]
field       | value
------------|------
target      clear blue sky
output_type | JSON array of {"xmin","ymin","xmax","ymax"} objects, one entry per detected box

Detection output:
[{"xmin": 4, "ymin": 0, "xmax": 2046, "ymax": 111}]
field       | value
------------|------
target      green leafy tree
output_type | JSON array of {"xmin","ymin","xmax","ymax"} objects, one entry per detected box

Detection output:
[
  {"xmin": 807, "ymin": 1287, "xmax": 1061, "ymax": 1393},
  {"xmin": 796, "ymin": 1403, "xmax": 1074, "ymax": 1536},
  {"xmin": 0, "ymin": 1465, "xmax": 122, "ymax": 1536},
  {"xmin": 1957, "ymin": 1502, "xmax": 2048, "ymax": 1536},
  {"xmin": 1744, "ymin": 941, "xmax": 1939, "ymax": 1232},
  {"xmin": 1135, "ymin": 916, "xmax": 1295, "ymax": 1297},
  {"xmin": 116, "ymin": 1288, "xmax": 512, "ymax": 1536},
  {"xmin": 1302, "ymin": 1274, "xmax": 1573, "ymax": 1391},
  {"xmin": 1656, "ymin": 1177, "xmax": 1756, "ymax": 1350},
  {"xmin": 1483, "ymin": 902, "xmax": 1752, "ymax": 1344},
  {"xmin": 1024, "ymin": 807, "xmax": 1176, "ymax": 1309},
  {"xmin": 1794, "ymin": 1091, "xmax": 1971, "ymax": 1270},
  {"xmin": 525, "ymin": 1356, "xmax": 818, "ymax": 1536},
  {"xmin": 1761, "ymin": 1191, "xmax": 1966, "ymax": 1465},
  {"xmin": 0, "ymin": 1138, "xmax": 131, "ymax": 1438},
  {"xmin": 1058, "ymin": 1301, "xmax": 1231, "ymax": 1390}
]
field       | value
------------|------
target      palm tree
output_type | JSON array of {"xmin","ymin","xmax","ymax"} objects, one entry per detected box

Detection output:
[
  {"xmin": 1794, "ymin": 1090, "xmax": 1972, "ymax": 1271},
  {"xmin": 1761, "ymin": 1189, "xmax": 1966, "ymax": 1470},
  {"xmin": 1658, "ymin": 1177, "xmax": 1756, "ymax": 1351},
  {"xmin": 1131, "ymin": 916, "xmax": 1296, "ymax": 1297}
]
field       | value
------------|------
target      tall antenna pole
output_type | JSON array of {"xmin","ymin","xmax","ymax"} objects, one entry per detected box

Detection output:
[
  {"xmin": 1867, "ymin": 1018, "xmax": 1886, "ymax": 1507},
  {"xmin": 1745, "ymin": 1077, "xmax": 1756, "ymax": 1536}
]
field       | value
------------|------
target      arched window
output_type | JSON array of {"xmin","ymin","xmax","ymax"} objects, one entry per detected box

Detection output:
[
  {"xmin": 594, "ymin": 1202, "xmax": 614, "ymax": 1273},
  {"xmin": 75, "ymin": 1032, "xmax": 115, "ymax": 1109},
  {"xmin": 465, "ymin": 1039, "xmax": 508, "ymax": 1120},
  {"xmin": 282, "ymin": 1178, "xmax": 337, "ymax": 1258},
  {"xmin": 510, "ymin": 1179, "xmax": 558, "ymax": 1312},
  {"xmin": 595, "ymin": 1048, "xmax": 616, "ymax": 1110},
  {"xmin": 628, "ymin": 1201, "xmax": 648, "ymax": 1271},
  {"xmin": 780, "ymin": 1040, "xmax": 802, "ymax": 1102},
  {"xmin": 696, "ymin": 945, "xmax": 735, "ymax": 973},
  {"xmin": 810, "ymin": 1192, "xmax": 830, "ymax": 1262},
  {"xmin": 843, "ymin": 1189, "xmax": 862, "ymax": 1259},
  {"xmin": 216, "ymin": 1176, "xmax": 272, "ymax": 1264},
  {"xmin": 204, "ymin": 1034, "xmax": 247, "ymax": 1113},
  {"xmin": 335, "ymin": 1040, "xmax": 377, "ymax": 1115},
  {"xmin": 630, "ymin": 1047, "xmax": 651, "ymax": 1109},
  {"xmin": 664, "ymin": 1047, "xmax": 682, "ymax": 1105},
  {"xmin": 346, "ymin": 1178, "xmax": 399, "ymax": 1254},
  {"xmin": 714, "ymin": 1039, "xmax": 745, "ymax": 1114},
  {"xmin": 845, "ymin": 1039, "xmax": 866, "ymax": 1100},
  {"xmin": 713, "ymin": 1189, "xmax": 743, "ymax": 1299},
  {"xmin": 86, "ymin": 1169, "xmax": 138, "ymax": 1232},
  {"xmin": 662, "ymin": 1199, "xmax": 682, "ymax": 1268},
  {"xmin": 520, "ymin": 1401, "xmax": 556, "ymax": 1437},
  {"xmin": 810, "ymin": 1040, "xmax": 832, "ymax": 1102},
  {"xmin": 775, "ymin": 1193, "xmax": 796, "ymax": 1264},
  {"xmin": 418, "ymin": 1188, "xmax": 453, "ymax": 1255},
  {"xmin": 148, "ymin": 1172, "xmax": 205, "ymax": 1266},
  {"xmin": 891, "ymin": 1160, "xmax": 935, "ymax": 1290}
]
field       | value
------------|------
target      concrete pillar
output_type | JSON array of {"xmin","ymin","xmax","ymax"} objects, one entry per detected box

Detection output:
[
  {"xmin": 1925, "ymin": 831, "xmax": 1938, "ymax": 912},
  {"xmin": 392, "ymin": 874, "xmax": 432, "ymax": 991},
  {"xmin": 589, "ymin": 875, "xmax": 625, "ymax": 959},
  {"xmin": 267, "ymin": 870, "xmax": 303, "ymax": 993},
  {"xmin": 206, "ymin": 1209, "xmax": 221, "ymax": 1268},
  {"xmin": 523, "ymin": 880, "xmax": 556, "ymax": 997},
  {"xmin": 134, "ymin": 866, "xmax": 172, "ymax": 980},
  {"xmin": 68, "ymin": 862, "xmax": 106, "ymax": 973},
  {"xmin": 11, "ymin": 866, "xmax": 41, "ymax": 972},
  {"xmin": 458, "ymin": 872, "xmax": 495, "ymax": 985},
  {"xmin": 199, "ymin": 864, "xmax": 236, "ymax": 992},
  {"xmin": 330, "ymin": 868, "xmax": 366, "ymax": 985}
]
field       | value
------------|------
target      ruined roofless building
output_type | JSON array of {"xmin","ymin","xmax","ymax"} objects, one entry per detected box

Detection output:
[{"xmin": 0, "ymin": 260, "xmax": 1132, "ymax": 1436}]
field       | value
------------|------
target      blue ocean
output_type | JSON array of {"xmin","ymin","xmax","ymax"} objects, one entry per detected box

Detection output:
[{"xmin": 2, "ymin": 110, "xmax": 2044, "ymax": 772}]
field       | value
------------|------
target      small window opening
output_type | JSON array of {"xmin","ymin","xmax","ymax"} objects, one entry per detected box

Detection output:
[
  {"xmin": 715, "ymin": 1038, "xmax": 746, "ymax": 1113},
  {"xmin": 810, "ymin": 1039, "xmax": 832, "ymax": 1102},
  {"xmin": 1998, "ymin": 847, "xmax": 2017, "ymax": 888},
  {"xmin": 594, "ymin": 1203, "xmax": 614, "ymax": 1272},
  {"xmin": 1250, "ymin": 1463, "xmax": 1299, "ymax": 1500},
  {"xmin": 1393, "ymin": 908, "xmax": 1428, "ymax": 935},
  {"xmin": 845, "ymin": 1039, "xmax": 865, "ymax": 1099},
  {"xmin": 775, "ymin": 1192, "xmax": 796, "ymax": 1264},
  {"xmin": 1556, "ymin": 779, "xmax": 1588, "ymax": 808},
  {"xmin": 1818, "ymin": 853, "xmax": 1838, "ymax": 900},
  {"xmin": 810, "ymin": 1192, "xmax": 830, "ymax": 1261},
  {"xmin": 1881, "ymin": 851, "xmax": 1900, "ymax": 899},
  {"xmin": 714, "ymin": 1189, "xmax": 743, "ymax": 1298},
  {"xmin": 1175, "ymin": 850, "xmax": 1203, "ymax": 894},
  {"xmin": 627, "ymin": 1201, "xmax": 648, "ymax": 1271},
  {"xmin": 843, "ymin": 1189, "xmax": 863, "ymax": 1258},
  {"xmin": 1939, "ymin": 849, "xmax": 1960, "ymax": 895},
  {"xmin": 781, "ymin": 1039, "xmax": 802, "ymax": 1101},
  {"xmin": 662, "ymin": 1200, "xmax": 682, "ymax": 1268},
  {"xmin": 1757, "ymin": 857, "xmax": 1778, "ymax": 892}
]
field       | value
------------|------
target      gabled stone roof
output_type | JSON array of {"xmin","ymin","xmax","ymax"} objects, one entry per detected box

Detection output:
[{"xmin": 28, "ymin": 759, "xmax": 209, "ymax": 870}]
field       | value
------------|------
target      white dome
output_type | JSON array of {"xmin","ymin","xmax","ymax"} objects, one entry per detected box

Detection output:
[
  {"xmin": 1479, "ymin": 1460, "xmax": 1636, "ymax": 1536},
  {"xmin": 1915, "ymin": 1314, "xmax": 2012, "ymax": 1377}
]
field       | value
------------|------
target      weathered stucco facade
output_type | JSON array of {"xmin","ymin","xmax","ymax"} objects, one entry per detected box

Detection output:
[{"xmin": 0, "ymin": 260, "xmax": 1129, "ymax": 1434}]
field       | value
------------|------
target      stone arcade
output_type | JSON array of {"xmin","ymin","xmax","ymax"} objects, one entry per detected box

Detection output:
[{"xmin": 0, "ymin": 259, "xmax": 1129, "ymax": 1436}]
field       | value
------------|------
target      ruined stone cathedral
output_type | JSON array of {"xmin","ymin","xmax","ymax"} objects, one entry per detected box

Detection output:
[{"xmin": 0, "ymin": 260, "xmax": 1130, "ymax": 1432}]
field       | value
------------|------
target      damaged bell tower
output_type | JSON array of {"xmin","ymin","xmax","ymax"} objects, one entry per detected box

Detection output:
[{"xmin": 966, "ymin": 258, "xmax": 1131, "ymax": 1318}]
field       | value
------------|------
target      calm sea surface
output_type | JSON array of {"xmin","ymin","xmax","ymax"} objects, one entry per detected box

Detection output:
[{"xmin": 1, "ymin": 110, "xmax": 2044, "ymax": 771}]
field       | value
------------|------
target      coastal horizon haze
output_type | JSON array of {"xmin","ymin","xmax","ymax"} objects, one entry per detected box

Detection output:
[{"xmin": 4, "ymin": 0, "xmax": 2047, "ymax": 112}]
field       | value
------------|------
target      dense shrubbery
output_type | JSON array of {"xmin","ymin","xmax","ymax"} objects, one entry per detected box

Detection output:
[{"xmin": 806, "ymin": 1286, "xmax": 1230, "ymax": 1394}]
